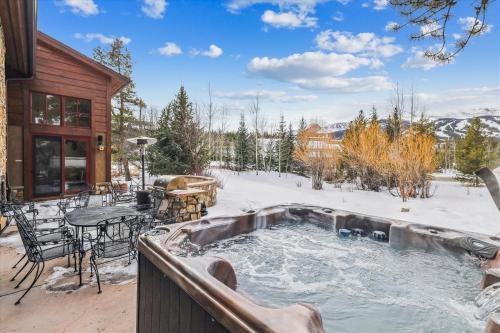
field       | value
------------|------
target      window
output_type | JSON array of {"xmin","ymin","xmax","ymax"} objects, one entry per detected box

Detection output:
[
  {"xmin": 64, "ymin": 97, "xmax": 91, "ymax": 128},
  {"xmin": 31, "ymin": 93, "xmax": 61, "ymax": 125},
  {"xmin": 31, "ymin": 92, "xmax": 91, "ymax": 128}
]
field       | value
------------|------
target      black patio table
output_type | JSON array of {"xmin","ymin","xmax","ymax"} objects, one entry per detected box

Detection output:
[{"xmin": 65, "ymin": 206, "xmax": 142, "ymax": 286}]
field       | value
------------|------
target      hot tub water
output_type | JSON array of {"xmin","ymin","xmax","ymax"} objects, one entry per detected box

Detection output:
[{"xmin": 190, "ymin": 220, "xmax": 486, "ymax": 333}]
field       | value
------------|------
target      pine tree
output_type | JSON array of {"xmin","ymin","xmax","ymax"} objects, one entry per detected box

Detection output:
[
  {"xmin": 147, "ymin": 105, "xmax": 175, "ymax": 174},
  {"xmin": 456, "ymin": 117, "xmax": 491, "ymax": 186},
  {"xmin": 235, "ymin": 113, "xmax": 250, "ymax": 172},
  {"xmin": 411, "ymin": 112, "xmax": 435, "ymax": 137},
  {"xmin": 285, "ymin": 122, "xmax": 295, "ymax": 173},
  {"xmin": 277, "ymin": 114, "xmax": 288, "ymax": 175},
  {"xmin": 93, "ymin": 39, "xmax": 138, "ymax": 180},
  {"xmin": 386, "ymin": 107, "xmax": 402, "ymax": 141},
  {"xmin": 370, "ymin": 106, "xmax": 378, "ymax": 125},
  {"xmin": 148, "ymin": 86, "xmax": 208, "ymax": 175},
  {"xmin": 298, "ymin": 117, "xmax": 307, "ymax": 133}
]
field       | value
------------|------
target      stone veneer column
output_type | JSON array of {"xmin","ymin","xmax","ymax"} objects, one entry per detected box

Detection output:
[{"xmin": 0, "ymin": 19, "xmax": 7, "ymax": 201}]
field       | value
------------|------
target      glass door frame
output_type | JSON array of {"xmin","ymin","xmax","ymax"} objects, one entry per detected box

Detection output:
[{"xmin": 32, "ymin": 134, "xmax": 91, "ymax": 197}]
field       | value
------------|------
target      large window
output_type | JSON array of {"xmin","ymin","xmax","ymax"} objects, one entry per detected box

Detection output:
[
  {"xmin": 31, "ymin": 93, "xmax": 61, "ymax": 125},
  {"xmin": 64, "ymin": 97, "xmax": 91, "ymax": 128},
  {"xmin": 31, "ymin": 92, "xmax": 91, "ymax": 128}
]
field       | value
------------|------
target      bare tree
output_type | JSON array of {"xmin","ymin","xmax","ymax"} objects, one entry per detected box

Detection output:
[
  {"xmin": 205, "ymin": 82, "xmax": 218, "ymax": 161},
  {"xmin": 409, "ymin": 85, "xmax": 419, "ymax": 125},
  {"xmin": 217, "ymin": 105, "xmax": 229, "ymax": 168},
  {"xmin": 249, "ymin": 94, "xmax": 261, "ymax": 175},
  {"xmin": 136, "ymin": 98, "xmax": 147, "ymax": 134}
]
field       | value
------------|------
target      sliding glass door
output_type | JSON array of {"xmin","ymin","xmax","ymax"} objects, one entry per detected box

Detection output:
[
  {"xmin": 33, "ymin": 136, "xmax": 89, "ymax": 197},
  {"xmin": 33, "ymin": 136, "xmax": 61, "ymax": 196},
  {"xmin": 64, "ymin": 138, "xmax": 88, "ymax": 193}
]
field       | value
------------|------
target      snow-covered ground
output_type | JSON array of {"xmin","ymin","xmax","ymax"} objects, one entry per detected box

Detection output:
[
  {"xmin": 1, "ymin": 169, "xmax": 498, "ymax": 294},
  {"xmin": 201, "ymin": 169, "xmax": 500, "ymax": 236}
]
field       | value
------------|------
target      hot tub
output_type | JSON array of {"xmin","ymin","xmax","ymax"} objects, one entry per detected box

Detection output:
[{"xmin": 137, "ymin": 204, "xmax": 500, "ymax": 333}]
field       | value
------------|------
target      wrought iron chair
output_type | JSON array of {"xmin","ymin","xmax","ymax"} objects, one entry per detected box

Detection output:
[
  {"xmin": 11, "ymin": 207, "xmax": 78, "ymax": 305},
  {"xmin": 129, "ymin": 177, "xmax": 142, "ymax": 193},
  {"xmin": 57, "ymin": 190, "xmax": 91, "ymax": 216},
  {"xmin": 10, "ymin": 207, "xmax": 76, "ymax": 282},
  {"xmin": 1, "ymin": 202, "xmax": 24, "ymax": 232},
  {"xmin": 144, "ymin": 187, "xmax": 176, "ymax": 228},
  {"xmin": 2, "ymin": 202, "xmax": 39, "ymax": 227},
  {"xmin": 108, "ymin": 181, "xmax": 136, "ymax": 205},
  {"xmin": 83, "ymin": 215, "xmax": 143, "ymax": 293},
  {"xmin": 9, "ymin": 202, "xmax": 69, "ymax": 269}
]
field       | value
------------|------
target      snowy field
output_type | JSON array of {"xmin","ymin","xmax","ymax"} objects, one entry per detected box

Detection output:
[
  {"xmin": 201, "ymin": 169, "xmax": 500, "ymax": 236},
  {"xmin": 1, "ymin": 168, "xmax": 498, "ymax": 296}
]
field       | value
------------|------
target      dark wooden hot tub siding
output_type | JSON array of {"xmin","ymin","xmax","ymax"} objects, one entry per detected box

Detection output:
[{"xmin": 137, "ymin": 253, "xmax": 231, "ymax": 333}]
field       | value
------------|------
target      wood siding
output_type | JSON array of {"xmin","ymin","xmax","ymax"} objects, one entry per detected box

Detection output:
[
  {"xmin": 137, "ymin": 253, "xmax": 231, "ymax": 333},
  {"xmin": 6, "ymin": 36, "xmax": 114, "ymax": 199}
]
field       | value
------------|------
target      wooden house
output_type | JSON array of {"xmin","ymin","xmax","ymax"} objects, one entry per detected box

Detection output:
[{"xmin": 1, "ymin": 0, "xmax": 129, "ymax": 200}]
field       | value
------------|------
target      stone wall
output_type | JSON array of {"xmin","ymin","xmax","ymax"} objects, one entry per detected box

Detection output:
[
  {"xmin": 184, "ymin": 175, "xmax": 218, "ymax": 207},
  {"xmin": 0, "ymin": 20, "xmax": 6, "ymax": 201},
  {"xmin": 166, "ymin": 192, "xmax": 203, "ymax": 223}
]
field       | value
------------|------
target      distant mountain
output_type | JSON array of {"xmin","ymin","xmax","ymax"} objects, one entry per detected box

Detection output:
[
  {"xmin": 322, "ymin": 116, "xmax": 500, "ymax": 141},
  {"xmin": 433, "ymin": 116, "xmax": 500, "ymax": 139}
]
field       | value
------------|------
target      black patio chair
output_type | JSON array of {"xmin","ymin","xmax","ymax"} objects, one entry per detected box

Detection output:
[
  {"xmin": 143, "ymin": 188, "xmax": 176, "ymax": 228},
  {"xmin": 9, "ymin": 202, "xmax": 68, "ymax": 270},
  {"xmin": 108, "ymin": 181, "xmax": 136, "ymax": 205},
  {"xmin": 129, "ymin": 177, "xmax": 142, "ymax": 193},
  {"xmin": 11, "ymin": 207, "xmax": 78, "ymax": 305},
  {"xmin": 2, "ymin": 201, "xmax": 39, "ymax": 227},
  {"xmin": 1, "ymin": 202, "xmax": 24, "ymax": 233},
  {"xmin": 57, "ymin": 190, "xmax": 91, "ymax": 216},
  {"xmin": 10, "ymin": 207, "xmax": 75, "ymax": 281},
  {"xmin": 83, "ymin": 215, "xmax": 143, "ymax": 293}
]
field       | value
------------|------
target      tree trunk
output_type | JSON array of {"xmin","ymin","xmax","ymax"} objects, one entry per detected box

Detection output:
[{"xmin": 122, "ymin": 153, "xmax": 131, "ymax": 181}]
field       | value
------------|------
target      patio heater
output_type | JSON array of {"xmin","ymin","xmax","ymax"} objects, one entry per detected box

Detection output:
[{"xmin": 127, "ymin": 136, "xmax": 157, "ymax": 190}]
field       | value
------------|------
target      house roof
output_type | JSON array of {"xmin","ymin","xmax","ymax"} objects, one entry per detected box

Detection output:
[
  {"xmin": 0, "ymin": 0, "xmax": 37, "ymax": 78},
  {"xmin": 37, "ymin": 31, "xmax": 130, "ymax": 95}
]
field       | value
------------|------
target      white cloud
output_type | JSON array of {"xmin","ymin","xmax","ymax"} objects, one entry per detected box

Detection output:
[
  {"xmin": 142, "ymin": 0, "xmax": 168, "ymax": 19},
  {"xmin": 458, "ymin": 17, "xmax": 492, "ymax": 35},
  {"xmin": 247, "ymin": 51, "xmax": 392, "ymax": 92},
  {"xmin": 261, "ymin": 10, "xmax": 317, "ymax": 28},
  {"xmin": 373, "ymin": 0, "xmax": 388, "ymax": 10},
  {"xmin": 74, "ymin": 33, "xmax": 131, "ymax": 45},
  {"xmin": 292, "ymin": 76, "xmax": 392, "ymax": 92},
  {"xmin": 417, "ymin": 87, "xmax": 500, "ymax": 118},
  {"xmin": 315, "ymin": 30, "xmax": 403, "ymax": 58},
  {"xmin": 226, "ymin": 0, "xmax": 330, "ymax": 13},
  {"xmin": 60, "ymin": 0, "xmax": 99, "ymax": 16},
  {"xmin": 227, "ymin": 0, "xmax": 328, "ymax": 29},
  {"xmin": 420, "ymin": 22, "xmax": 441, "ymax": 37},
  {"xmin": 157, "ymin": 42, "xmax": 182, "ymax": 56},
  {"xmin": 384, "ymin": 21, "xmax": 398, "ymax": 32},
  {"xmin": 401, "ymin": 47, "xmax": 444, "ymax": 71},
  {"xmin": 214, "ymin": 90, "xmax": 318, "ymax": 102},
  {"xmin": 332, "ymin": 11, "xmax": 344, "ymax": 22},
  {"xmin": 249, "ymin": 52, "xmax": 372, "ymax": 78},
  {"xmin": 192, "ymin": 44, "xmax": 224, "ymax": 58},
  {"xmin": 452, "ymin": 33, "xmax": 462, "ymax": 40},
  {"xmin": 203, "ymin": 44, "xmax": 223, "ymax": 58}
]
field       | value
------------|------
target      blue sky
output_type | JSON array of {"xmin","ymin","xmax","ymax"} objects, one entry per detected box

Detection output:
[{"xmin": 39, "ymin": 0, "xmax": 500, "ymax": 129}]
